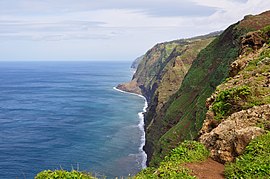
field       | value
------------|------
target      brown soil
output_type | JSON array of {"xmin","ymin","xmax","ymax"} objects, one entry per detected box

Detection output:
[{"xmin": 184, "ymin": 158, "xmax": 225, "ymax": 179}]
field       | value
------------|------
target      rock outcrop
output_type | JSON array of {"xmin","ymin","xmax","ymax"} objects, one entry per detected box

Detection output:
[
  {"xmin": 116, "ymin": 80, "xmax": 142, "ymax": 95},
  {"xmin": 200, "ymin": 105, "xmax": 270, "ymax": 163}
]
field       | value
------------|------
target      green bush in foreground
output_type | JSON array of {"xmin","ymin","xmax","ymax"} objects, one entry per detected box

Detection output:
[
  {"xmin": 35, "ymin": 169, "xmax": 97, "ymax": 179},
  {"xmin": 135, "ymin": 141, "xmax": 209, "ymax": 179},
  {"xmin": 225, "ymin": 132, "xmax": 270, "ymax": 178}
]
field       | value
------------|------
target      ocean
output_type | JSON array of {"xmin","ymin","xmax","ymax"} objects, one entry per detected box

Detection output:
[{"xmin": 0, "ymin": 61, "xmax": 146, "ymax": 178}]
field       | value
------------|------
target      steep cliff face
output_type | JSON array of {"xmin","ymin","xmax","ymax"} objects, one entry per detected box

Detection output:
[
  {"xmin": 199, "ymin": 26, "xmax": 270, "ymax": 164},
  {"xmin": 146, "ymin": 11, "xmax": 270, "ymax": 166},
  {"xmin": 117, "ymin": 34, "xmax": 217, "ymax": 166},
  {"xmin": 117, "ymin": 36, "xmax": 215, "ymax": 97}
]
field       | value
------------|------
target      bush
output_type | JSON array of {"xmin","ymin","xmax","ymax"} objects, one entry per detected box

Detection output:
[
  {"xmin": 225, "ymin": 132, "xmax": 270, "ymax": 178},
  {"xmin": 35, "ymin": 170, "xmax": 96, "ymax": 179},
  {"xmin": 212, "ymin": 86, "xmax": 251, "ymax": 120},
  {"xmin": 262, "ymin": 25, "xmax": 270, "ymax": 38}
]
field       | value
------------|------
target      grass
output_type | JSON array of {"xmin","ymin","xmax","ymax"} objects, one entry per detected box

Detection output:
[
  {"xmin": 134, "ymin": 141, "xmax": 209, "ymax": 179},
  {"xmin": 225, "ymin": 132, "xmax": 270, "ymax": 178},
  {"xmin": 35, "ymin": 170, "xmax": 97, "ymax": 179}
]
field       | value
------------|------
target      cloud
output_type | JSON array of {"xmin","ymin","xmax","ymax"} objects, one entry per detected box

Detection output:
[
  {"xmin": 190, "ymin": 0, "xmax": 270, "ymax": 29},
  {"xmin": 0, "ymin": 0, "xmax": 269, "ymax": 60},
  {"xmin": 0, "ymin": 17, "xmax": 109, "ymax": 41},
  {"xmin": 0, "ymin": 0, "xmax": 216, "ymax": 17}
]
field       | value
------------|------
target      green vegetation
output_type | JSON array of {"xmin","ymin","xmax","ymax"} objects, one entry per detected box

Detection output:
[
  {"xmin": 135, "ymin": 141, "xmax": 209, "ymax": 179},
  {"xmin": 212, "ymin": 86, "xmax": 251, "ymax": 120},
  {"xmin": 262, "ymin": 25, "xmax": 270, "ymax": 44},
  {"xmin": 148, "ymin": 23, "xmax": 241, "ymax": 166},
  {"xmin": 245, "ymin": 48, "xmax": 270, "ymax": 72},
  {"xmin": 225, "ymin": 132, "xmax": 270, "ymax": 178},
  {"xmin": 35, "ymin": 170, "xmax": 97, "ymax": 179},
  {"xmin": 209, "ymin": 42, "xmax": 270, "ymax": 121}
]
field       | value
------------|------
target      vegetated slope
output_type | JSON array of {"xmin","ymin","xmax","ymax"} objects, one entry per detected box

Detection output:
[
  {"xmin": 134, "ymin": 141, "xmax": 209, "ymax": 179},
  {"xmin": 146, "ymin": 11, "xmax": 270, "ymax": 166},
  {"xmin": 117, "ymin": 34, "xmax": 217, "ymax": 166},
  {"xmin": 199, "ymin": 25, "xmax": 270, "ymax": 163},
  {"xmin": 117, "ymin": 35, "xmax": 216, "ymax": 97}
]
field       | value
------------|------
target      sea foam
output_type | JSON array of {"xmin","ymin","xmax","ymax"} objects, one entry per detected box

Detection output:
[{"xmin": 113, "ymin": 87, "xmax": 148, "ymax": 169}]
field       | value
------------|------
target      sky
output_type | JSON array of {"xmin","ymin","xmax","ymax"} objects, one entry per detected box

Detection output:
[{"xmin": 0, "ymin": 0, "xmax": 269, "ymax": 61}]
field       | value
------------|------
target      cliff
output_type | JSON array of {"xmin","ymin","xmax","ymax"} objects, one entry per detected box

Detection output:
[
  {"xmin": 144, "ymin": 11, "xmax": 270, "ymax": 166},
  {"xmin": 117, "ymin": 34, "xmax": 217, "ymax": 165},
  {"xmin": 117, "ymin": 36, "xmax": 216, "ymax": 97},
  {"xmin": 199, "ymin": 28, "xmax": 270, "ymax": 163},
  {"xmin": 119, "ymin": 10, "xmax": 270, "ymax": 167},
  {"xmin": 133, "ymin": 10, "xmax": 270, "ymax": 179}
]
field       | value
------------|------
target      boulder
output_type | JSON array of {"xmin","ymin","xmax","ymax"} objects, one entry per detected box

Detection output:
[{"xmin": 199, "ymin": 105, "xmax": 270, "ymax": 163}]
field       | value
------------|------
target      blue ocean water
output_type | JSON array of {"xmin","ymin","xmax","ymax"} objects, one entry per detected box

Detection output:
[{"xmin": 0, "ymin": 61, "xmax": 146, "ymax": 178}]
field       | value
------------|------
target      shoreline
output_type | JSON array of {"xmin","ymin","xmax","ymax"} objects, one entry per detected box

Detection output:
[{"xmin": 113, "ymin": 87, "xmax": 148, "ymax": 169}]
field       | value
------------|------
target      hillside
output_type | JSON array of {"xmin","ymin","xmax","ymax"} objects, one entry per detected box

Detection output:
[
  {"xmin": 199, "ymin": 28, "xmax": 270, "ymax": 163},
  {"xmin": 117, "ymin": 11, "xmax": 270, "ymax": 167},
  {"xmin": 132, "ymin": 10, "xmax": 270, "ymax": 179},
  {"xmin": 145, "ymin": 11, "xmax": 270, "ymax": 166},
  {"xmin": 117, "ymin": 35, "xmax": 217, "ymax": 166}
]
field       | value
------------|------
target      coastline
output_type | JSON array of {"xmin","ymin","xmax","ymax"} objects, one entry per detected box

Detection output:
[{"xmin": 113, "ymin": 87, "xmax": 148, "ymax": 169}]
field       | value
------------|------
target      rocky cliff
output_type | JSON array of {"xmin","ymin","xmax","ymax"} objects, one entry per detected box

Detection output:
[
  {"xmin": 199, "ymin": 26, "xmax": 270, "ymax": 164},
  {"xmin": 117, "ymin": 34, "xmax": 217, "ymax": 164},
  {"xmin": 145, "ymin": 11, "xmax": 270, "ymax": 166},
  {"xmin": 119, "ymin": 10, "xmax": 270, "ymax": 168}
]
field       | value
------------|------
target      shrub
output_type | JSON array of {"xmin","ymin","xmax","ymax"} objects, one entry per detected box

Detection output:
[
  {"xmin": 212, "ymin": 86, "xmax": 251, "ymax": 120},
  {"xmin": 262, "ymin": 25, "xmax": 270, "ymax": 39},
  {"xmin": 35, "ymin": 170, "xmax": 97, "ymax": 179}
]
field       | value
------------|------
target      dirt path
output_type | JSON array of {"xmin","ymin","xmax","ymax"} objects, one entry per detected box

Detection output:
[{"xmin": 184, "ymin": 158, "xmax": 225, "ymax": 179}]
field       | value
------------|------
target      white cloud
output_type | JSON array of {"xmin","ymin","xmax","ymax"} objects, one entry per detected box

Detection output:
[{"xmin": 0, "ymin": 0, "xmax": 269, "ymax": 60}]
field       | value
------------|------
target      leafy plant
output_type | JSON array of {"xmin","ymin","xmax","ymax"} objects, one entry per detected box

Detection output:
[
  {"xmin": 261, "ymin": 25, "xmax": 270, "ymax": 37},
  {"xmin": 211, "ymin": 86, "xmax": 251, "ymax": 120},
  {"xmin": 35, "ymin": 170, "xmax": 97, "ymax": 179},
  {"xmin": 225, "ymin": 132, "xmax": 270, "ymax": 178}
]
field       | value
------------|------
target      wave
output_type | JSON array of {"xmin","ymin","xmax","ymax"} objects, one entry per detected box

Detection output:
[{"xmin": 113, "ymin": 87, "xmax": 148, "ymax": 169}]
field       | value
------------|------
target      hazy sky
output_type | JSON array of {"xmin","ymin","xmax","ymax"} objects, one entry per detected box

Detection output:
[{"xmin": 0, "ymin": 0, "xmax": 269, "ymax": 61}]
